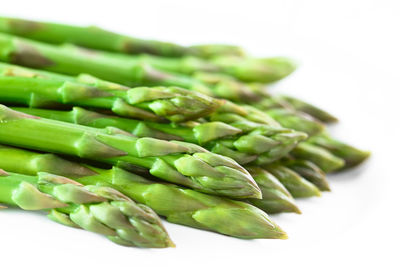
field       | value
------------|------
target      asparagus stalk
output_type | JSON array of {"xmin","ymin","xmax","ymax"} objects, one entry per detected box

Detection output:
[
  {"xmin": 0, "ymin": 69, "xmax": 222, "ymax": 123},
  {"xmin": 0, "ymin": 16, "xmax": 244, "ymax": 58},
  {"xmin": 307, "ymin": 132, "xmax": 370, "ymax": 169},
  {"xmin": 262, "ymin": 164, "xmax": 321, "ymax": 198},
  {"xmin": 246, "ymin": 167, "xmax": 301, "ymax": 214},
  {"xmin": 0, "ymin": 60, "xmax": 316, "ymax": 135},
  {"xmin": 278, "ymin": 95, "xmax": 338, "ymax": 123},
  {"xmin": 14, "ymin": 107, "xmax": 307, "ymax": 165},
  {"xmin": 281, "ymin": 159, "xmax": 330, "ymax": 191},
  {"xmin": 0, "ymin": 105, "xmax": 261, "ymax": 199},
  {"xmin": 0, "ymin": 145, "xmax": 287, "ymax": 239},
  {"xmin": 0, "ymin": 32, "xmax": 294, "ymax": 84},
  {"xmin": 291, "ymin": 142, "xmax": 345, "ymax": 173},
  {"xmin": 0, "ymin": 170, "xmax": 174, "ymax": 248}
]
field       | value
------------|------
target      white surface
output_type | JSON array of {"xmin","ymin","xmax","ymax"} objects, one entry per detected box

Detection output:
[{"xmin": 1, "ymin": 1, "xmax": 399, "ymax": 266}]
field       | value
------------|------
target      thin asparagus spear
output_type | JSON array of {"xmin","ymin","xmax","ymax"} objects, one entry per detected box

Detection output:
[
  {"xmin": 0, "ymin": 16, "xmax": 244, "ymax": 58},
  {"xmin": 246, "ymin": 167, "xmax": 301, "ymax": 214},
  {"xmin": 291, "ymin": 142, "xmax": 345, "ymax": 173},
  {"xmin": 0, "ymin": 32, "xmax": 294, "ymax": 83},
  {"xmin": 0, "ymin": 145, "xmax": 286, "ymax": 239},
  {"xmin": 263, "ymin": 164, "xmax": 321, "ymax": 198},
  {"xmin": 0, "ymin": 170, "xmax": 174, "ymax": 247},
  {"xmin": 0, "ymin": 105, "xmax": 261, "ymax": 199},
  {"xmin": 0, "ymin": 69, "xmax": 222, "ymax": 123},
  {"xmin": 281, "ymin": 159, "xmax": 330, "ymax": 191},
  {"xmin": 278, "ymin": 95, "xmax": 338, "ymax": 123},
  {"xmin": 14, "ymin": 107, "xmax": 307, "ymax": 166},
  {"xmin": 307, "ymin": 132, "xmax": 371, "ymax": 169}
]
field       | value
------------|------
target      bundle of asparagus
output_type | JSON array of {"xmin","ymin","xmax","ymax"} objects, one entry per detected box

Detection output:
[{"xmin": 0, "ymin": 16, "xmax": 370, "ymax": 248}]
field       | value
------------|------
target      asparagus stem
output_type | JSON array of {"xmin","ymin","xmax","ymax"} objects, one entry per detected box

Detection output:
[
  {"xmin": 0, "ymin": 145, "xmax": 287, "ymax": 239},
  {"xmin": 0, "ymin": 105, "xmax": 261, "ymax": 199},
  {"xmin": 0, "ymin": 169, "xmax": 174, "ymax": 247}
]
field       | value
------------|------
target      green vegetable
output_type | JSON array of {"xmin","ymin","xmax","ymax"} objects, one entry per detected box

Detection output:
[
  {"xmin": 307, "ymin": 132, "xmax": 370, "ymax": 169},
  {"xmin": 263, "ymin": 164, "xmax": 321, "ymax": 198},
  {"xmin": 0, "ymin": 145, "xmax": 287, "ymax": 239},
  {"xmin": 291, "ymin": 142, "xmax": 345, "ymax": 173},
  {"xmin": 0, "ymin": 170, "xmax": 174, "ymax": 248},
  {"xmin": 0, "ymin": 105, "xmax": 261, "ymax": 199},
  {"xmin": 246, "ymin": 167, "xmax": 301, "ymax": 214},
  {"xmin": 0, "ymin": 16, "xmax": 244, "ymax": 58},
  {"xmin": 282, "ymin": 159, "xmax": 330, "ymax": 191},
  {"xmin": 14, "ymin": 106, "xmax": 307, "ymax": 165},
  {"xmin": 0, "ymin": 32, "xmax": 295, "ymax": 84},
  {"xmin": 0, "ymin": 67, "xmax": 222, "ymax": 123}
]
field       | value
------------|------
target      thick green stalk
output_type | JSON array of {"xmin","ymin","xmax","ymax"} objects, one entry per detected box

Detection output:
[
  {"xmin": 291, "ymin": 142, "xmax": 345, "ymax": 173},
  {"xmin": 246, "ymin": 167, "xmax": 301, "ymax": 214},
  {"xmin": 0, "ymin": 170, "xmax": 173, "ymax": 248},
  {"xmin": 0, "ymin": 32, "xmax": 294, "ymax": 84},
  {"xmin": 0, "ymin": 105, "xmax": 260, "ymax": 199},
  {"xmin": 0, "ymin": 67, "xmax": 222, "ymax": 123},
  {"xmin": 14, "ymin": 107, "xmax": 307, "ymax": 166},
  {"xmin": 263, "ymin": 164, "xmax": 321, "ymax": 198},
  {"xmin": 307, "ymin": 132, "xmax": 370, "ymax": 169},
  {"xmin": 0, "ymin": 17, "xmax": 244, "ymax": 58},
  {"xmin": 281, "ymin": 159, "xmax": 330, "ymax": 191},
  {"xmin": 0, "ymin": 145, "xmax": 286, "ymax": 239}
]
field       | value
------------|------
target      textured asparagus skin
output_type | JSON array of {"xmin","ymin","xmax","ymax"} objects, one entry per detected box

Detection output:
[
  {"xmin": 291, "ymin": 142, "xmax": 345, "ymax": 173},
  {"xmin": 0, "ymin": 170, "xmax": 174, "ymax": 248},
  {"xmin": 307, "ymin": 132, "xmax": 370, "ymax": 169},
  {"xmin": 246, "ymin": 167, "xmax": 301, "ymax": 214},
  {"xmin": 0, "ymin": 68, "xmax": 223, "ymax": 123},
  {"xmin": 263, "ymin": 164, "xmax": 321, "ymax": 198},
  {"xmin": 14, "ymin": 107, "xmax": 307, "ymax": 166},
  {"xmin": 0, "ymin": 17, "xmax": 244, "ymax": 58},
  {"xmin": 281, "ymin": 159, "xmax": 330, "ymax": 191},
  {"xmin": 0, "ymin": 32, "xmax": 294, "ymax": 84},
  {"xmin": 0, "ymin": 145, "xmax": 287, "ymax": 239},
  {"xmin": 0, "ymin": 105, "xmax": 261, "ymax": 199}
]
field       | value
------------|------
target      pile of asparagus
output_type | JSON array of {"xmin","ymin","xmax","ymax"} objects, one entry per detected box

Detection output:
[{"xmin": 0, "ymin": 17, "xmax": 370, "ymax": 248}]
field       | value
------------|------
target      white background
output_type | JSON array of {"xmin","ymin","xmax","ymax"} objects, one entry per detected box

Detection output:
[{"xmin": 1, "ymin": 1, "xmax": 399, "ymax": 266}]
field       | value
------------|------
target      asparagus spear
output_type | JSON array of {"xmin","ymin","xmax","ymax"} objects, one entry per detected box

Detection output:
[
  {"xmin": 0, "ymin": 69, "xmax": 222, "ymax": 123},
  {"xmin": 291, "ymin": 142, "xmax": 345, "ymax": 173},
  {"xmin": 278, "ymin": 96, "xmax": 338, "ymax": 123},
  {"xmin": 0, "ymin": 16, "xmax": 244, "ymax": 58},
  {"xmin": 263, "ymin": 164, "xmax": 321, "ymax": 198},
  {"xmin": 14, "ymin": 107, "xmax": 307, "ymax": 166},
  {"xmin": 0, "ymin": 145, "xmax": 286, "ymax": 239},
  {"xmin": 307, "ymin": 132, "xmax": 370, "ymax": 169},
  {"xmin": 0, "ymin": 170, "xmax": 174, "ymax": 247},
  {"xmin": 281, "ymin": 159, "xmax": 330, "ymax": 191},
  {"xmin": 246, "ymin": 167, "xmax": 301, "ymax": 214},
  {"xmin": 0, "ymin": 32, "xmax": 294, "ymax": 84},
  {"xmin": 0, "ymin": 105, "xmax": 261, "ymax": 199}
]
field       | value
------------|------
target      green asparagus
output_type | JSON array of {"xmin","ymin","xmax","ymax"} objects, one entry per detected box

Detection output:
[
  {"xmin": 0, "ymin": 105, "xmax": 261, "ymax": 198},
  {"xmin": 0, "ymin": 16, "xmax": 244, "ymax": 58},
  {"xmin": 0, "ymin": 170, "xmax": 174, "ymax": 247},
  {"xmin": 14, "ymin": 106, "xmax": 307, "ymax": 165},
  {"xmin": 291, "ymin": 142, "xmax": 345, "ymax": 173},
  {"xmin": 307, "ymin": 132, "xmax": 370, "ymax": 169},
  {"xmin": 0, "ymin": 32, "xmax": 295, "ymax": 84},
  {"xmin": 0, "ymin": 145, "xmax": 287, "ymax": 239},
  {"xmin": 0, "ymin": 68, "xmax": 222, "ymax": 123},
  {"xmin": 263, "ymin": 164, "xmax": 321, "ymax": 198},
  {"xmin": 246, "ymin": 166, "xmax": 301, "ymax": 214},
  {"xmin": 281, "ymin": 159, "xmax": 330, "ymax": 191}
]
